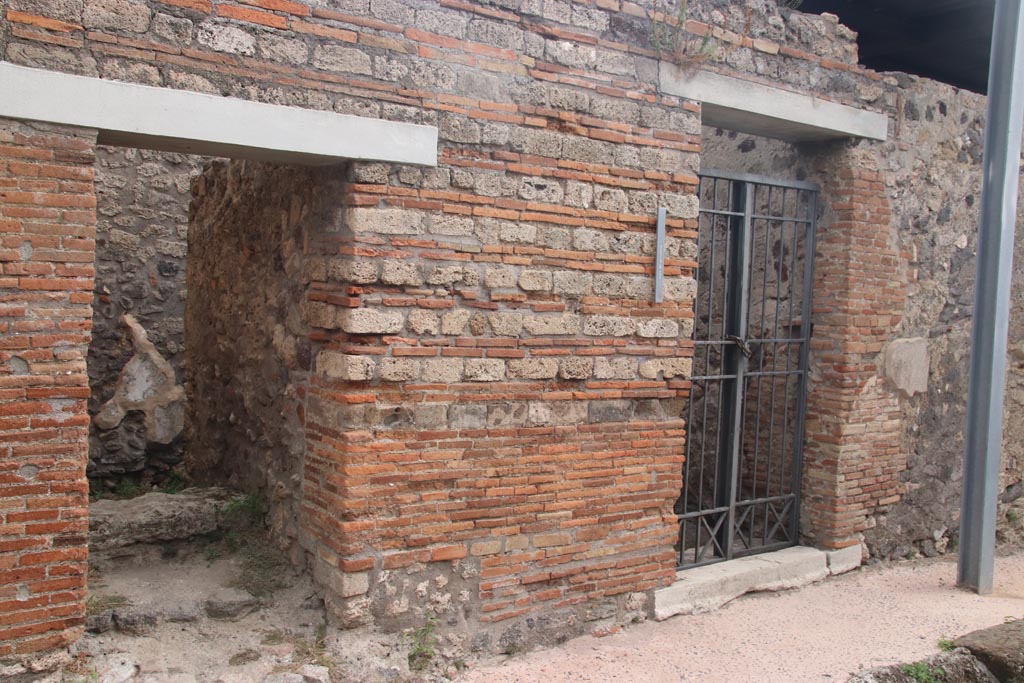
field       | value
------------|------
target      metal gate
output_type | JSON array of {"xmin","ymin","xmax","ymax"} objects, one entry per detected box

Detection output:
[{"xmin": 675, "ymin": 170, "xmax": 819, "ymax": 569}]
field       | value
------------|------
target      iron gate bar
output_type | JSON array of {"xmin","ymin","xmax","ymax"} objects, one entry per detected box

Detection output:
[
  {"xmin": 715, "ymin": 180, "xmax": 753, "ymax": 559},
  {"xmin": 688, "ymin": 370, "xmax": 803, "ymax": 382},
  {"xmin": 701, "ymin": 208, "xmax": 815, "ymax": 224},
  {"xmin": 777, "ymin": 187, "xmax": 797, "ymax": 542},
  {"xmin": 677, "ymin": 493, "xmax": 797, "ymax": 520},
  {"xmin": 790, "ymin": 190, "xmax": 818, "ymax": 543},
  {"xmin": 696, "ymin": 167, "xmax": 821, "ymax": 192},
  {"xmin": 750, "ymin": 183, "xmax": 772, "ymax": 541},
  {"xmin": 677, "ymin": 170, "xmax": 818, "ymax": 569},
  {"xmin": 763, "ymin": 185, "xmax": 784, "ymax": 544}
]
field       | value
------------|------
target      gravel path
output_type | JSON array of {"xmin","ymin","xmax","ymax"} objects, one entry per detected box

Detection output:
[{"xmin": 459, "ymin": 552, "xmax": 1024, "ymax": 683}]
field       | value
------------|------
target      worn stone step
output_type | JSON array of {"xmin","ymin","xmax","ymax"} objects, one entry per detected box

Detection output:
[
  {"xmin": 86, "ymin": 586, "xmax": 259, "ymax": 635},
  {"xmin": 89, "ymin": 487, "xmax": 243, "ymax": 551},
  {"xmin": 654, "ymin": 545, "xmax": 860, "ymax": 620}
]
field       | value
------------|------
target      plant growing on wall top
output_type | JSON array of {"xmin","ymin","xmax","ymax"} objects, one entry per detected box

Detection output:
[
  {"xmin": 650, "ymin": 0, "xmax": 688, "ymax": 57},
  {"xmin": 650, "ymin": 0, "xmax": 718, "ymax": 69}
]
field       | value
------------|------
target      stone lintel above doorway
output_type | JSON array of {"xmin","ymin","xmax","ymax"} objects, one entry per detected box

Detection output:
[
  {"xmin": 660, "ymin": 64, "xmax": 889, "ymax": 142},
  {"xmin": 0, "ymin": 61, "xmax": 438, "ymax": 166}
]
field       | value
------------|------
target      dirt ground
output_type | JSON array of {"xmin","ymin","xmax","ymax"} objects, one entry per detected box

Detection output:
[
  {"xmin": 64, "ymin": 547, "xmax": 1024, "ymax": 683},
  {"xmin": 460, "ymin": 552, "xmax": 1024, "ymax": 683}
]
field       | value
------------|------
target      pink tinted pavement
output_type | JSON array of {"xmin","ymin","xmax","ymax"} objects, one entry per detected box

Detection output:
[{"xmin": 459, "ymin": 552, "xmax": 1024, "ymax": 683}]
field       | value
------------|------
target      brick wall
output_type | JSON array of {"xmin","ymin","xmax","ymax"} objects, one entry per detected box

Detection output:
[
  {"xmin": 3, "ymin": 0, "xmax": 1019, "ymax": 663},
  {"xmin": 187, "ymin": 147, "xmax": 700, "ymax": 645},
  {"xmin": 0, "ymin": 118, "xmax": 96, "ymax": 659},
  {"xmin": 300, "ymin": 156, "xmax": 698, "ymax": 637},
  {"xmin": 802, "ymin": 150, "xmax": 907, "ymax": 549}
]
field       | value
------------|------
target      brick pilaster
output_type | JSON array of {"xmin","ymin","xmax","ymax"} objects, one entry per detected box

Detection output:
[
  {"xmin": 803, "ymin": 150, "xmax": 907, "ymax": 549},
  {"xmin": 0, "ymin": 119, "xmax": 96, "ymax": 659}
]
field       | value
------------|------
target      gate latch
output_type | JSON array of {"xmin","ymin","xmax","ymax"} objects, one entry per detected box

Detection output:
[{"xmin": 725, "ymin": 335, "xmax": 754, "ymax": 360}]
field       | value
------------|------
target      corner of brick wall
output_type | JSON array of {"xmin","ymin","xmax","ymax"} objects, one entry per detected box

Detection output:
[
  {"xmin": 802, "ymin": 145, "xmax": 908, "ymax": 550},
  {"xmin": 297, "ymin": 141, "xmax": 701, "ymax": 644},
  {"xmin": 0, "ymin": 117, "xmax": 97, "ymax": 660},
  {"xmin": 186, "ymin": 159, "xmax": 350, "ymax": 567}
]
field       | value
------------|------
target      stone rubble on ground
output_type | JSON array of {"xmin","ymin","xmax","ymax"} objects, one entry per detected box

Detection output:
[
  {"xmin": 202, "ymin": 587, "xmax": 261, "ymax": 621},
  {"xmin": 955, "ymin": 619, "xmax": 1024, "ymax": 683},
  {"xmin": 846, "ymin": 649, "xmax": 998, "ymax": 683}
]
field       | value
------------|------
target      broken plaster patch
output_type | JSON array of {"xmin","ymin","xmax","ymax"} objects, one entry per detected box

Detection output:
[
  {"xmin": 17, "ymin": 464, "xmax": 39, "ymax": 481},
  {"xmin": 93, "ymin": 314, "xmax": 185, "ymax": 444},
  {"xmin": 8, "ymin": 356, "xmax": 28, "ymax": 375},
  {"xmin": 884, "ymin": 337, "xmax": 929, "ymax": 398}
]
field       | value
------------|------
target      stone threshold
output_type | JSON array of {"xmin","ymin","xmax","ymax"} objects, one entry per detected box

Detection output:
[{"xmin": 653, "ymin": 545, "xmax": 862, "ymax": 621}]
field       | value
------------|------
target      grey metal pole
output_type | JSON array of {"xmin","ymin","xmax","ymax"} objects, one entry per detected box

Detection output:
[{"xmin": 958, "ymin": 0, "xmax": 1024, "ymax": 594}]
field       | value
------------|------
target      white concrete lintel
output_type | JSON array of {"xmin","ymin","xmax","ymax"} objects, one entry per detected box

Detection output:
[
  {"xmin": 660, "ymin": 64, "xmax": 889, "ymax": 142},
  {"xmin": 0, "ymin": 61, "xmax": 438, "ymax": 166}
]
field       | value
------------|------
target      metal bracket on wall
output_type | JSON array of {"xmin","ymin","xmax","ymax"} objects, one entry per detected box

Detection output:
[{"xmin": 655, "ymin": 207, "xmax": 667, "ymax": 304}]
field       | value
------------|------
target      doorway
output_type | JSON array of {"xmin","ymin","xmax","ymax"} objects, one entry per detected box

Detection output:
[{"xmin": 676, "ymin": 170, "xmax": 819, "ymax": 568}]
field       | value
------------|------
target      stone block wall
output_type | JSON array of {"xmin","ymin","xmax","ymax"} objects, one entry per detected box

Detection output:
[
  {"xmin": 0, "ymin": 119, "xmax": 96, "ymax": 659},
  {"xmin": 87, "ymin": 147, "xmax": 201, "ymax": 488},
  {"xmin": 187, "ymin": 160, "xmax": 334, "ymax": 565},
  {"xmin": 868, "ymin": 80, "xmax": 1024, "ymax": 558},
  {"xmin": 300, "ymin": 150, "xmax": 699, "ymax": 639}
]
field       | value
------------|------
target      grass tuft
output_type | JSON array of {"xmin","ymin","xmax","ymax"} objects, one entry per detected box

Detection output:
[
  {"xmin": 86, "ymin": 593, "xmax": 130, "ymax": 616},
  {"xmin": 901, "ymin": 662, "xmax": 945, "ymax": 683}
]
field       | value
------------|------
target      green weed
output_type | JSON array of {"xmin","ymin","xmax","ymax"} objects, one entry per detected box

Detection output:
[
  {"xmin": 901, "ymin": 662, "xmax": 945, "ymax": 683},
  {"xmin": 649, "ymin": 0, "xmax": 719, "ymax": 68},
  {"xmin": 407, "ymin": 617, "xmax": 438, "ymax": 672},
  {"xmin": 221, "ymin": 493, "xmax": 267, "ymax": 530},
  {"xmin": 650, "ymin": 0, "xmax": 689, "ymax": 58},
  {"xmin": 937, "ymin": 637, "xmax": 955, "ymax": 652},
  {"xmin": 113, "ymin": 478, "xmax": 146, "ymax": 499},
  {"xmin": 64, "ymin": 670, "xmax": 99, "ymax": 683},
  {"xmin": 89, "ymin": 477, "xmax": 147, "ymax": 501},
  {"xmin": 159, "ymin": 471, "xmax": 187, "ymax": 494}
]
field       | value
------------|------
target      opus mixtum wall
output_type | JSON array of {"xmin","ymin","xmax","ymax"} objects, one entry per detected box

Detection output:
[{"xmin": 1, "ymin": 0, "xmax": 1022, "ymax": 663}]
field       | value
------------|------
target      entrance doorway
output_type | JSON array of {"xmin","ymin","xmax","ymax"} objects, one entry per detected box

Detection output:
[{"xmin": 676, "ymin": 170, "xmax": 819, "ymax": 568}]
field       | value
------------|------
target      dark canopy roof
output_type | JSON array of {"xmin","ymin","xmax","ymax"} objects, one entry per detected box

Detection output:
[{"xmin": 798, "ymin": 0, "xmax": 994, "ymax": 93}]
